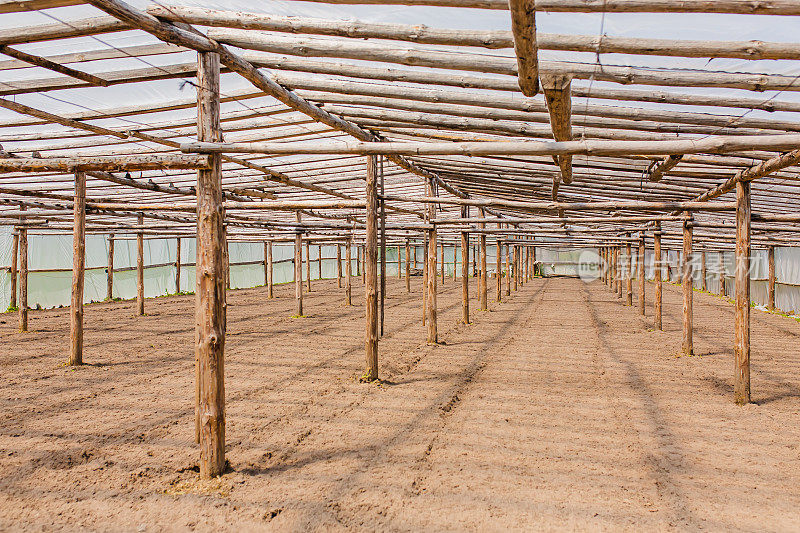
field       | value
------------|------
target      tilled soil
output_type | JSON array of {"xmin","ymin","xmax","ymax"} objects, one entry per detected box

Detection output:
[{"xmin": 1, "ymin": 276, "xmax": 799, "ymax": 531}]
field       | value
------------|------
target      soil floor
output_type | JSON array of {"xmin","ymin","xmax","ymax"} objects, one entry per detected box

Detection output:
[{"xmin": 1, "ymin": 276, "xmax": 800, "ymax": 531}]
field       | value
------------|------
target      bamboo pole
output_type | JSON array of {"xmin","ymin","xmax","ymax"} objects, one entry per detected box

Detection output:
[
  {"xmin": 682, "ymin": 217, "xmax": 694, "ymax": 356},
  {"xmin": 625, "ymin": 236, "xmax": 633, "ymax": 306},
  {"xmin": 364, "ymin": 155, "xmax": 379, "ymax": 380},
  {"xmin": 69, "ymin": 171, "xmax": 85, "ymax": 366},
  {"xmin": 9, "ymin": 232, "xmax": 17, "ymax": 310},
  {"xmin": 735, "ymin": 181, "xmax": 751, "ymax": 405},
  {"xmin": 346, "ymin": 237, "xmax": 352, "ymax": 306},
  {"xmin": 267, "ymin": 240, "xmax": 274, "ymax": 298},
  {"xmin": 136, "ymin": 212, "xmax": 144, "ymax": 316},
  {"xmin": 18, "ymin": 220, "xmax": 27, "ymax": 332},
  {"xmin": 768, "ymin": 246, "xmax": 775, "ymax": 311},
  {"xmin": 654, "ymin": 225, "xmax": 662, "ymax": 331},
  {"xmin": 638, "ymin": 235, "xmax": 645, "ymax": 315},
  {"xmin": 195, "ymin": 51, "xmax": 225, "ymax": 479},
  {"xmin": 107, "ymin": 235, "xmax": 114, "ymax": 300}
]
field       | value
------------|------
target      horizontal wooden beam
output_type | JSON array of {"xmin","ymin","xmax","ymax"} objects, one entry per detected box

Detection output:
[
  {"xmin": 181, "ymin": 135, "xmax": 800, "ymax": 157},
  {"xmin": 0, "ymin": 0, "xmax": 83, "ymax": 13},
  {"xmin": 0, "ymin": 154, "xmax": 211, "ymax": 173}
]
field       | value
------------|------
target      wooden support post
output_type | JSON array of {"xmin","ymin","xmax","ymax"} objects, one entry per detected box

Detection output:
[
  {"xmin": 440, "ymin": 242, "xmax": 445, "ymax": 282},
  {"xmin": 616, "ymin": 247, "xmax": 623, "ymax": 298},
  {"xmin": 319, "ymin": 244, "xmax": 324, "ymax": 280},
  {"xmin": 654, "ymin": 224, "xmax": 663, "ymax": 331},
  {"xmin": 364, "ymin": 155, "xmax": 379, "ymax": 381},
  {"xmin": 682, "ymin": 216, "xmax": 694, "ymax": 356},
  {"xmin": 496, "ymin": 239, "xmax": 502, "ymax": 303},
  {"xmin": 734, "ymin": 181, "xmax": 751, "ymax": 405},
  {"xmin": 361, "ymin": 245, "xmax": 365, "ymax": 284},
  {"xmin": 426, "ymin": 178, "xmax": 438, "ymax": 343},
  {"xmin": 357, "ymin": 244, "xmax": 362, "ymax": 278},
  {"xmin": 379, "ymin": 156, "xmax": 386, "ymax": 337},
  {"xmin": 18, "ymin": 221, "xmax": 27, "ymax": 332},
  {"xmin": 195, "ymin": 51, "xmax": 225, "ymax": 478},
  {"xmin": 412, "ymin": 243, "xmax": 417, "ymax": 272},
  {"xmin": 472, "ymin": 244, "xmax": 478, "ymax": 278},
  {"xmin": 223, "ymin": 231, "xmax": 230, "ymax": 291},
  {"xmin": 701, "ymin": 250, "xmax": 707, "ymax": 292},
  {"xmin": 513, "ymin": 246, "xmax": 519, "ymax": 291},
  {"xmin": 305, "ymin": 241, "xmax": 312, "ymax": 292},
  {"xmin": 505, "ymin": 242, "xmax": 511, "ymax": 296},
  {"xmin": 9, "ymin": 232, "xmax": 18, "ymax": 310},
  {"xmin": 452, "ymin": 243, "xmax": 457, "ymax": 281},
  {"xmin": 461, "ymin": 209, "xmax": 470, "ymax": 324},
  {"xmin": 625, "ymin": 236, "xmax": 633, "ymax": 306},
  {"xmin": 69, "ymin": 171, "xmax": 86, "ymax": 366},
  {"xmin": 175, "ymin": 237, "xmax": 182, "ymax": 294},
  {"xmin": 405, "ymin": 238, "xmax": 411, "ymax": 293},
  {"xmin": 136, "ymin": 212, "xmax": 145, "ymax": 316},
  {"xmin": 107, "ymin": 236, "xmax": 114, "ymax": 300},
  {"xmin": 295, "ymin": 233, "xmax": 303, "ymax": 315},
  {"xmin": 397, "ymin": 245, "xmax": 402, "ymax": 280},
  {"xmin": 479, "ymin": 210, "xmax": 487, "ymax": 311},
  {"xmin": 337, "ymin": 244, "xmax": 343, "ymax": 288},
  {"xmin": 532, "ymin": 245, "xmax": 536, "ymax": 277},
  {"xmin": 719, "ymin": 251, "xmax": 727, "ymax": 297},
  {"xmin": 267, "ymin": 241, "xmax": 274, "ymax": 299},
  {"xmin": 638, "ymin": 235, "xmax": 645, "ymax": 315},
  {"xmin": 768, "ymin": 246, "xmax": 776, "ymax": 311},
  {"xmin": 346, "ymin": 237, "xmax": 353, "ymax": 306},
  {"xmin": 263, "ymin": 242, "xmax": 269, "ymax": 286}
]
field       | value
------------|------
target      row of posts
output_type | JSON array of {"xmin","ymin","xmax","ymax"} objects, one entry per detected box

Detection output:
[{"xmin": 597, "ymin": 182, "xmax": 752, "ymax": 405}]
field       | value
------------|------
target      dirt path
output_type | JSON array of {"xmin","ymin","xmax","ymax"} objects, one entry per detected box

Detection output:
[{"xmin": 0, "ymin": 277, "xmax": 799, "ymax": 531}]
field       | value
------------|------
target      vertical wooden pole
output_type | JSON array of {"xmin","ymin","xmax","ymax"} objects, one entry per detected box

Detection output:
[
  {"xmin": 379, "ymin": 158, "xmax": 386, "ymax": 337},
  {"xmin": 682, "ymin": 216, "xmax": 694, "ymax": 356},
  {"xmin": 412, "ymin": 243, "xmax": 417, "ymax": 271},
  {"xmin": 195, "ymin": 51, "xmax": 225, "ymax": 478},
  {"xmin": 175, "ymin": 237, "xmax": 182, "ymax": 294},
  {"xmin": 223, "ymin": 229, "xmax": 230, "ymax": 291},
  {"xmin": 318, "ymin": 244, "xmax": 324, "ymax": 280},
  {"xmin": 440, "ymin": 242, "xmax": 445, "ymax": 282},
  {"xmin": 361, "ymin": 245, "xmax": 365, "ymax": 284},
  {"xmin": 654, "ymin": 223, "xmax": 663, "ymax": 331},
  {"xmin": 734, "ymin": 180, "xmax": 751, "ymax": 405},
  {"xmin": 398, "ymin": 245, "xmax": 402, "ymax": 280},
  {"xmin": 461, "ymin": 208, "xmax": 470, "ymax": 324},
  {"xmin": 136, "ymin": 212, "xmax": 145, "ymax": 316},
  {"xmin": 513, "ymin": 246, "xmax": 519, "ymax": 291},
  {"xmin": 18, "ymin": 221, "xmax": 28, "ymax": 332},
  {"xmin": 357, "ymin": 244, "xmax": 362, "ymax": 278},
  {"xmin": 295, "ymin": 233, "xmax": 303, "ymax": 316},
  {"xmin": 701, "ymin": 250, "xmax": 707, "ymax": 292},
  {"xmin": 107, "ymin": 236, "xmax": 114, "ymax": 300},
  {"xmin": 305, "ymin": 241, "xmax": 312, "ymax": 292},
  {"xmin": 638, "ymin": 234, "xmax": 645, "ymax": 315},
  {"xmin": 452, "ymin": 242, "xmax": 457, "ymax": 281},
  {"xmin": 263, "ymin": 241, "xmax": 269, "ymax": 286},
  {"xmin": 9, "ymin": 232, "xmax": 18, "ymax": 310},
  {"xmin": 767, "ymin": 246, "xmax": 775, "ymax": 311},
  {"xmin": 625, "ymin": 236, "xmax": 633, "ymax": 306},
  {"xmin": 69, "ymin": 171, "xmax": 86, "ymax": 366},
  {"xmin": 267, "ymin": 241, "xmax": 274, "ymax": 299},
  {"xmin": 505, "ymin": 242, "xmax": 511, "ymax": 296},
  {"xmin": 364, "ymin": 155, "xmax": 379, "ymax": 381},
  {"xmin": 617, "ymin": 247, "xmax": 624, "ymax": 298},
  {"xmin": 337, "ymin": 244, "xmax": 343, "ymax": 288},
  {"xmin": 405, "ymin": 238, "xmax": 411, "ymax": 292},
  {"xmin": 346, "ymin": 237, "xmax": 353, "ymax": 306},
  {"xmin": 422, "ymin": 232, "xmax": 428, "ymax": 326},
  {"xmin": 719, "ymin": 251, "xmax": 727, "ymax": 297},
  {"xmin": 496, "ymin": 239, "xmax": 502, "ymax": 303},
  {"xmin": 426, "ymin": 178, "xmax": 438, "ymax": 344}
]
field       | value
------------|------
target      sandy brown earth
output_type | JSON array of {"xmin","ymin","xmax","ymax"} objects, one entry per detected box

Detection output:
[{"xmin": 1, "ymin": 275, "xmax": 799, "ymax": 531}]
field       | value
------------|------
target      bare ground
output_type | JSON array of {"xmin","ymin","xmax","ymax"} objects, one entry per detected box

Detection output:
[{"xmin": 1, "ymin": 275, "xmax": 799, "ymax": 531}]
